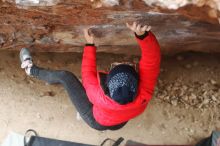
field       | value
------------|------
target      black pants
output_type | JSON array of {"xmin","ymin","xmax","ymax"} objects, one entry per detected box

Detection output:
[{"xmin": 30, "ymin": 65, "xmax": 127, "ymax": 131}]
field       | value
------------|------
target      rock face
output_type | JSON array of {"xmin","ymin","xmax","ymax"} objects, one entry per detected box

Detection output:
[
  {"xmin": 143, "ymin": 0, "xmax": 220, "ymax": 12},
  {"xmin": 0, "ymin": 0, "xmax": 220, "ymax": 54}
]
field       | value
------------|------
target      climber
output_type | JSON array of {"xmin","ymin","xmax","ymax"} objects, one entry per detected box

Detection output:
[{"xmin": 19, "ymin": 21, "xmax": 161, "ymax": 131}]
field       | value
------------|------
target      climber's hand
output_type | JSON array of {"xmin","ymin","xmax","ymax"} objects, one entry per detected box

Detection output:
[
  {"xmin": 83, "ymin": 28, "xmax": 94, "ymax": 44},
  {"xmin": 126, "ymin": 22, "xmax": 151, "ymax": 36}
]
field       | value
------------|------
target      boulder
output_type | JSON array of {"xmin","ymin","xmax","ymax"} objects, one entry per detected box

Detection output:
[{"xmin": 0, "ymin": 0, "xmax": 219, "ymax": 54}]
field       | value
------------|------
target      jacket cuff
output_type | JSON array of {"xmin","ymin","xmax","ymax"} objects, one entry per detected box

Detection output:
[
  {"xmin": 85, "ymin": 44, "xmax": 95, "ymax": 46},
  {"xmin": 135, "ymin": 31, "xmax": 149, "ymax": 40}
]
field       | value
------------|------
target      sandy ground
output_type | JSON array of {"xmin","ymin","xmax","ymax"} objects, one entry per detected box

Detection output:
[{"xmin": 0, "ymin": 51, "xmax": 219, "ymax": 145}]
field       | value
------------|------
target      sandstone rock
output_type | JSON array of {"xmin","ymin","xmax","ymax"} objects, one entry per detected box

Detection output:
[
  {"xmin": 101, "ymin": 0, "xmax": 119, "ymax": 7},
  {"xmin": 142, "ymin": 0, "xmax": 220, "ymax": 15},
  {"xmin": 208, "ymin": 9, "xmax": 218, "ymax": 18},
  {"xmin": 0, "ymin": 1, "xmax": 220, "ymax": 54},
  {"xmin": 15, "ymin": 0, "xmax": 60, "ymax": 6},
  {"xmin": 91, "ymin": 0, "xmax": 119, "ymax": 8},
  {"xmin": 47, "ymin": 59, "xmax": 52, "ymax": 64}
]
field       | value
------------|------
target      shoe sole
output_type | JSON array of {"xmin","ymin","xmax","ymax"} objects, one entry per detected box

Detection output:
[{"xmin": 20, "ymin": 48, "xmax": 32, "ymax": 63}]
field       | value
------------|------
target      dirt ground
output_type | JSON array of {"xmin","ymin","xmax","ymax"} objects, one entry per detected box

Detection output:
[{"xmin": 0, "ymin": 51, "xmax": 219, "ymax": 145}]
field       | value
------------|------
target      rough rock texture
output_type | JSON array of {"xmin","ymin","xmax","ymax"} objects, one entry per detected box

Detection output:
[
  {"xmin": 143, "ymin": 0, "xmax": 220, "ymax": 12},
  {"xmin": 142, "ymin": 0, "xmax": 220, "ymax": 22},
  {"xmin": 0, "ymin": 0, "xmax": 220, "ymax": 54}
]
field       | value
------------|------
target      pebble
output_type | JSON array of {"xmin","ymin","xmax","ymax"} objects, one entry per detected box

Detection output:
[
  {"xmin": 211, "ymin": 95, "xmax": 217, "ymax": 101},
  {"xmin": 156, "ymin": 77, "xmax": 219, "ymax": 108},
  {"xmin": 47, "ymin": 116, "xmax": 54, "ymax": 121},
  {"xmin": 28, "ymin": 79, "xmax": 34, "ymax": 84},
  {"xmin": 164, "ymin": 96, "xmax": 170, "ymax": 100},
  {"xmin": 159, "ymin": 123, "xmax": 167, "ymax": 130},
  {"xmin": 199, "ymin": 99, "xmax": 210, "ymax": 108},
  {"xmin": 45, "ymin": 83, "xmax": 50, "ymax": 86},
  {"xmin": 203, "ymin": 91, "xmax": 208, "ymax": 96},
  {"xmin": 36, "ymin": 113, "xmax": 42, "ymax": 119},
  {"xmin": 210, "ymin": 79, "xmax": 217, "ymax": 85},
  {"xmin": 76, "ymin": 112, "xmax": 82, "ymax": 121},
  {"xmin": 12, "ymin": 74, "xmax": 16, "ymax": 79},
  {"xmin": 189, "ymin": 93, "xmax": 196, "ymax": 100},
  {"xmin": 184, "ymin": 104, "xmax": 189, "ymax": 109},
  {"xmin": 182, "ymin": 85, "xmax": 188, "ymax": 90},
  {"xmin": 40, "ymin": 91, "xmax": 56, "ymax": 97},
  {"xmin": 188, "ymin": 88, "xmax": 193, "ymax": 92},
  {"xmin": 183, "ymin": 96, "xmax": 188, "ymax": 101},
  {"xmin": 171, "ymin": 99, "xmax": 178, "ymax": 106},
  {"xmin": 189, "ymin": 129, "xmax": 194, "ymax": 133},
  {"xmin": 180, "ymin": 91, "xmax": 184, "ymax": 96}
]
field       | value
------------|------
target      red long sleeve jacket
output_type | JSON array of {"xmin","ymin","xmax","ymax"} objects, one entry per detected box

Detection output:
[{"xmin": 82, "ymin": 32, "xmax": 161, "ymax": 126}]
